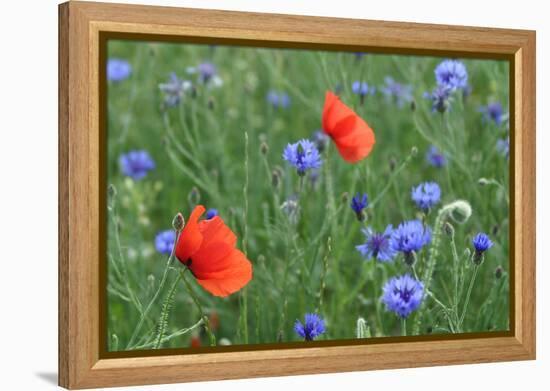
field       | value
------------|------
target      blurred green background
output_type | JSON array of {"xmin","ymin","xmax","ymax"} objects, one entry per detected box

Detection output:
[{"xmin": 106, "ymin": 39, "xmax": 510, "ymax": 352}]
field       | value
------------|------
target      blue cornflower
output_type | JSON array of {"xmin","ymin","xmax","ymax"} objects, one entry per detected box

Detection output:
[
  {"xmin": 155, "ymin": 230, "xmax": 176, "ymax": 255},
  {"xmin": 312, "ymin": 130, "xmax": 330, "ymax": 153},
  {"xmin": 424, "ymin": 84, "xmax": 453, "ymax": 113},
  {"xmin": 391, "ymin": 220, "xmax": 432, "ymax": 264},
  {"xmin": 380, "ymin": 77, "xmax": 413, "ymax": 107},
  {"xmin": 186, "ymin": 62, "xmax": 223, "ymax": 87},
  {"xmin": 352, "ymin": 81, "xmax": 375, "ymax": 104},
  {"xmin": 158, "ymin": 72, "xmax": 193, "ymax": 107},
  {"xmin": 411, "ymin": 181, "xmax": 441, "ymax": 211},
  {"xmin": 283, "ymin": 139, "xmax": 322, "ymax": 176},
  {"xmin": 107, "ymin": 58, "xmax": 132, "ymax": 82},
  {"xmin": 426, "ymin": 145, "xmax": 447, "ymax": 168},
  {"xmin": 356, "ymin": 225, "xmax": 396, "ymax": 262},
  {"xmin": 197, "ymin": 62, "xmax": 217, "ymax": 83},
  {"xmin": 294, "ymin": 313, "xmax": 326, "ymax": 341},
  {"xmin": 479, "ymin": 102, "xmax": 505, "ymax": 125},
  {"xmin": 206, "ymin": 208, "xmax": 218, "ymax": 220},
  {"xmin": 472, "ymin": 232, "xmax": 493, "ymax": 264},
  {"xmin": 350, "ymin": 192, "xmax": 368, "ymax": 221},
  {"xmin": 266, "ymin": 90, "xmax": 291, "ymax": 109},
  {"xmin": 381, "ymin": 274, "xmax": 425, "ymax": 318},
  {"xmin": 435, "ymin": 59, "xmax": 468, "ymax": 91},
  {"xmin": 472, "ymin": 233, "xmax": 493, "ymax": 253},
  {"xmin": 497, "ymin": 137, "xmax": 509, "ymax": 158},
  {"xmin": 119, "ymin": 150, "xmax": 155, "ymax": 180}
]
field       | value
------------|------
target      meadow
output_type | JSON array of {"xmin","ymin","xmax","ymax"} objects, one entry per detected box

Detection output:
[{"xmin": 106, "ymin": 40, "xmax": 510, "ymax": 351}]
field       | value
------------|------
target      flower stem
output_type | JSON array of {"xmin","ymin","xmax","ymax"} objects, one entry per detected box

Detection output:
[
  {"xmin": 241, "ymin": 131, "xmax": 249, "ymax": 344},
  {"xmin": 180, "ymin": 269, "xmax": 216, "ymax": 346},
  {"xmin": 401, "ymin": 318, "xmax": 407, "ymax": 337},
  {"xmin": 459, "ymin": 264, "xmax": 480, "ymax": 329},
  {"xmin": 370, "ymin": 147, "xmax": 416, "ymax": 208},
  {"xmin": 153, "ymin": 272, "xmax": 182, "ymax": 349},
  {"xmin": 126, "ymin": 231, "xmax": 180, "ymax": 349}
]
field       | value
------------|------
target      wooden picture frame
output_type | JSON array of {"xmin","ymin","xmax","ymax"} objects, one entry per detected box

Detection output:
[{"xmin": 58, "ymin": 1, "xmax": 536, "ymax": 389}]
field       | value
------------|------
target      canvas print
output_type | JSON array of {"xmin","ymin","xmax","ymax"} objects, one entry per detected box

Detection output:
[{"xmin": 105, "ymin": 40, "xmax": 510, "ymax": 352}]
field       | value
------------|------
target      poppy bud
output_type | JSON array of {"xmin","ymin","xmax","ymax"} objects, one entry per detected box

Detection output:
[
  {"xmin": 207, "ymin": 97, "xmax": 215, "ymax": 110},
  {"xmin": 260, "ymin": 142, "xmax": 269, "ymax": 155},
  {"xmin": 172, "ymin": 212, "xmax": 185, "ymax": 232},
  {"xmin": 447, "ymin": 200, "xmax": 472, "ymax": 224},
  {"xmin": 271, "ymin": 168, "xmax": 281, "ymax": 189},
  {"xmin": 389, "ymin": 157, "xmax": 397, "ymax": 172},
  {"xmin": 410, "ymin": 100, "xmax": 417, "ymax": 111},
  {"xmin": 495, "ymin": 266, "xmax": 503, "ymax": 279},
  {"xmin": 188, "ymin": 186, "xmax": 201, "ymax": 206}
]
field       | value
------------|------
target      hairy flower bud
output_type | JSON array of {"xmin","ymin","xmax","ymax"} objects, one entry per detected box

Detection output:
[
  {"xmin": 260, "ymin": 141, "xmax": 269, "ymax": 155},
  {"xmin": 172, "ymin": 212, "xmax": 185, "ymax": 232}
]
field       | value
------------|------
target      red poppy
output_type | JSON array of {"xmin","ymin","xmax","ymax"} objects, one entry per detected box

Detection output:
[
  {"xmin": 190, "ymin": 335, "xmax": 201, "ymax": 348},
  {"xmin": 209, "ymin": 311, "xmax": 220, "ymax": 331},
  {"xmin": 322, "ymin": 90, "xmax": 376, "ymax": 163},
  {"xmin": 175, "ymin": 205, "xmax": 252, "ymax": 297}
]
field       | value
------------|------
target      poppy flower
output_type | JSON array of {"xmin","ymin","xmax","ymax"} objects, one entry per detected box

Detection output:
[
  {"xmin": 190, "ymin": 335, "xmax": 201, "ymax": 348},
  {"xmin": 322, "ymin": 91, "xmax": 376, "ymax": 163},
  {"xmin": 175, "ymin": 205, "xmax": 252, "ymax": 297}
]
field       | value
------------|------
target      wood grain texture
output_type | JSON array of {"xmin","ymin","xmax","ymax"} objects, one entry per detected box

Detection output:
[{"xmin": 58, "ymin": 1, "xmax": 536, "ymax": 389}]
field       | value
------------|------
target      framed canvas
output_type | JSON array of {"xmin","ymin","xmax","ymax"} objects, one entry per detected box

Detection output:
[{"xmin": 58, "ymin": 1, "xmax": 536, "ymax": 389}]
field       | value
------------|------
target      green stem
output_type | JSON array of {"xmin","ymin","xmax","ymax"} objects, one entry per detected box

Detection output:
[
  {"xmin": 126, "ymin": 231, "xmax": 180, "ymax": 349},
  {"xmin": 450, "ymin": 230, "xmax": 461, "ymax": 328},
  {"xmin": 180, "ymin": 269, "xmax": 216, "ymax": 346},
  {"xmin": 136, "ymin": 318, "xmax": 203, "ymax": 350},
  {"xmin": 316, "ymin": 236, "xmax": 331, "ymax": 313},
  {"xmin": 401, "ymin": 318, "xmax": 407, "ymax": 337},
  {"xmin": 241, "ymin": 131, "xmax": 249, "ymax": 344},
  {"xmin": 459, "ymin": 265, "xmax": 480, "ymax": 329},
  {"xmin": 369, "ymin": 147, "xmax": 416, "ymax": 208},
  {"xmin": 153, "ymin": 273, "xmax": 182, "ymax": 349},
  {"xmin": 412, "ymin": 200, "xmax": 472, "ymax": 335}
]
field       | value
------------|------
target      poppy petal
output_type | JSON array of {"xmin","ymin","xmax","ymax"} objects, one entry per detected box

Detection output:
[
  {"xmin": 198, "ymin": 216, "xmax": 237, "ymax": 248},
  {"xmin": 194, "ymin": 248, "xmax": 252, "ymax": 297},
  {"xmin": 175, "ymin": 205, "xmax": 205, "ymax": 263},
  {"xmin": 190, "ymin": 241, "xmax": 235, "ymax": 276},
  {"xmin": 322, "ymin": 90, "xmax": 376, "ymax": 163},
  {"xmin": 332, "ymin": 116, "xmax": 375, "ymax": 162},
  {"xmin": 322, "ymin": 91, "xmax": 356, "ymax": 134}
]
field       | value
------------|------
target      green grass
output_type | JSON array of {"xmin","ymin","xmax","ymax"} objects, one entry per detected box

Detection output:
[{"xmin": 106, "ymin": 40, "xmax": 510, "ymax": 351}]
